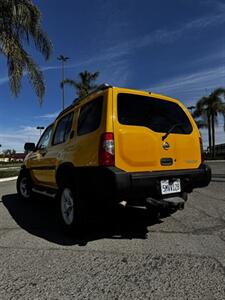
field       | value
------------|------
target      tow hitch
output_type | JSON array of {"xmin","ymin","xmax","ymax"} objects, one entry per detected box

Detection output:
[{"xmin": 146, "ymin": 192, "xmax": 188, "ymax": 211}]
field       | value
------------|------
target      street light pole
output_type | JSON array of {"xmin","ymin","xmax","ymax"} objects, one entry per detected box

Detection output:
[
  {"xmin": 57, "ymin": 55, "xmax": 69, "ymax": 110},
  {"xmin": 37, "ymin": 126, "xmax": 45, "ymax": 136}
]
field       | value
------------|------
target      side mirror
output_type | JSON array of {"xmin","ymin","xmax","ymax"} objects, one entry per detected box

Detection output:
[{"xmin": 24, "ymin": 142, "xmax": 35, "ymax": 152}]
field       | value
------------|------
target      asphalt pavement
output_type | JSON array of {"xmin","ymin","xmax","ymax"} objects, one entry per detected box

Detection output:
[{"xmin": 0, "ymin": 161, "xmax": 224, "ymax": 299}]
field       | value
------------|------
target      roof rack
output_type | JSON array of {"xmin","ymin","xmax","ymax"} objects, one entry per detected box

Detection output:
[
  {"xmin": 55, "ymin": 104, "xmax": 74, "ymax": 120},
  {"xmin": 56, "ymin": 83, "xmax": 112, "ymax": 120},
  {"xmin": 72, "ymin": 83, "xmax": 112, "ymax": 106}
]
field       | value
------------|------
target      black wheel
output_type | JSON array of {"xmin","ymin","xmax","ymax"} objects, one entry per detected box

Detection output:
[
  {"xmin": 59, "ymin": 185, "xmax": 84, "ymax": 232},
  {"xmin": 17, "ymin": 171, "xmax": 33, "ymax": 201}
]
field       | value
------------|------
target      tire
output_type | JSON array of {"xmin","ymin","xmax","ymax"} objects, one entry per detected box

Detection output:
[
  {"xmin": 17, "ymin": 170, "xmax": 33, "ymax": 201},
  {"xmin": 59, "ymin": 185, "xmax": 84, "ymax": 232}
]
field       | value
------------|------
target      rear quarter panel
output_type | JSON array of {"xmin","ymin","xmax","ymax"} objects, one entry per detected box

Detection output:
[{"xmin": 72, "ymin": 89, "xmax": 113, "ymax": 167}]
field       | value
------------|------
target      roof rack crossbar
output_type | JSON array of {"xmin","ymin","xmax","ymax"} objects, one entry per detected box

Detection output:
[{"xmin": 56, "ymin": 83, "xmax": 112, "ymax": 120}]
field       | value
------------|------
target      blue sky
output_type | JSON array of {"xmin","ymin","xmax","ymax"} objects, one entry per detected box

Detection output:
[{"xmin": 0, "ymin": 0, "xmax": 225, "ymax": 151}]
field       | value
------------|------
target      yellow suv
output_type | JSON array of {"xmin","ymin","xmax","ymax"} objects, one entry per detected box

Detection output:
[{"xmin": 17, "ymin": 84, "xmax": 211, "ymax": 229}]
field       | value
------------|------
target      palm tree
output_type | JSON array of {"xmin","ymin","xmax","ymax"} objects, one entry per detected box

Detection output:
[
  {"xmin": 61, "ymin": 70, "xmax": 99, "ymax": 99},
  {"xmin": 193, "ymin": 88, "xmax": 225, "ymax": 158},
  {"xmin": 193, "ymin": 96, "xmax": 212, "ymax": 153},
  {"xmin": 209, "ymin": 88, "xmax": 225, "ymax": 158},
  {"xmin": 0, "ymin": 0, "xmax": 52, "ymax": 103}
]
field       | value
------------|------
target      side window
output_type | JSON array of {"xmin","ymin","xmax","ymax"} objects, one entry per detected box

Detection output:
[
  {"xmin": 53, "ymin": 112, "xmax": 74, "ymax": 145},
  {"xmin": 37, "ymin": 125, "xmax": 53, "ymax": 150},
  {"xmin": 77, "ymin": 96, "xmax": 103, "ymax": 136}
]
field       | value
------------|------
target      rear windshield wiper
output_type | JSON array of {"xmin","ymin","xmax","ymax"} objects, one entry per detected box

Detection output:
[{"xmin": 162, "ymin": 123, "xmax": 184, "ymax": 141}]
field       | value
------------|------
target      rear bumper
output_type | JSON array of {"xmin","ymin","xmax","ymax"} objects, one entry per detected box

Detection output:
[{"xmin": 99, "ymin": 164, "xmax": 211, "ymax": 201}]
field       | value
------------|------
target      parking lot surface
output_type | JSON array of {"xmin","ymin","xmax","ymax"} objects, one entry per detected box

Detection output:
[{"xmin": 0, "ymin": 161, "xmax": 224, "ymax": 299}]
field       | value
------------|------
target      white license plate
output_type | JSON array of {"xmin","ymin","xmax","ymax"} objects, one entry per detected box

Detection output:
[{"xmin": 160, "ymin": 179, "xmax": 181, "ymax": 195}]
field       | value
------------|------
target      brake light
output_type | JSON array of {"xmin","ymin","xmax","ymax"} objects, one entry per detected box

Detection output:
[
  {"xmin": 99, "ymin": 132, "xmax": 115, "ymax": 166},
  {"xmin": 199, "ymin": 136, "xmax": 204, "ymax": 164}
]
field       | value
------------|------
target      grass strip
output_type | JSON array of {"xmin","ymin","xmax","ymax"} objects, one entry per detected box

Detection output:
[
  {"xmin": 0, "ymin": 169, "xmax": 20, "ymax": 178},
  {"xmin": 0, "ymin": 163, "xmax": 22, "ymax": 169}
]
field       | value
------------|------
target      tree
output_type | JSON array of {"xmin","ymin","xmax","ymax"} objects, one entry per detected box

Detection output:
[
  {"xmin": 3, "ymin": 149, "xmax": 16, "ymax": 156},
  {"xmin": 193, "ymin": 88, "xmax": 225, "ymax": 158},
  {"xmin": 193, "ymin": 96, "xmax": 212, "ymax": 153},
  {"xmin": 0, "ymin": 0, "xmax": 52, "ymax": 103},
  {"xmin": 61, "ymin": 70, "xmax": 99, "ymax": 99},
  {"xmin": 3, "ymin": 149, "xmax": 16, "ymax": 161}
]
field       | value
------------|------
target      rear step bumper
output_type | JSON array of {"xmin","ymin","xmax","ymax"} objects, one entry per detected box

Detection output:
[{"xmin": 102, "ymin": 164, "xmax": 211, "ymax": 201}]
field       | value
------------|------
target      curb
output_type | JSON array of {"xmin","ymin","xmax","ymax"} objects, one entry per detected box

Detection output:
[{"xmin": 0, "ymin": 176, "xmax": 18, "ymax": 183}]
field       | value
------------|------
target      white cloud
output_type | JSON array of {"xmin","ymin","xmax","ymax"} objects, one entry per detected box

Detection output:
[
  {"xmin": 0, "ymin": 76, "xmax": 8, "ymax": 85},
  {"xmin": 190, "ymin": 50, "xmax": 225, "ymax": 67},
  {"xmin": 28, "ymin": 8, "xmax": 225, "ymax": 82},
  {"xmin": 1, "ymin": 9, "xmax": 224, "ymax": 88},
  {"xmin": 36, "ymin": 111, "xmax": 60, "ymax": 119},
  {"xmin": 0, "ymin": 126, "xmax": 40, "ymax": 152},
  {"xmin": 147, "ymin": 65, "xmax": 225, "ymax": 104},
  {"xmin": 99, "ymin": 10, "xmax": 225, "ymax": 62},
  {"xmin": 200, "ymin": 124, "xmax": 225, "ymax": 149},
  {"xmin": 213, "ymin": 0, "xmax": 225, "ymax": 12},
  {"xmin": 19, "ymin": 126, "xmax": 41, "ymax": 137}
]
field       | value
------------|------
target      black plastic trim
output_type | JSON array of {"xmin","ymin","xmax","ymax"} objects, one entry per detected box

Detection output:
[
  {"xmin": 27, "ymin": 163, "xmax": 211, "ymax": 203},
  {"xmin": 72, "ymin": 164, "xmax": 211, "ymax": 202}
]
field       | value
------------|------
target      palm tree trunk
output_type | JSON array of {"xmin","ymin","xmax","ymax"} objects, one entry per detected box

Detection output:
[
  {"xmin": 207, "ymin": 113, "xmax": 212, "ymax": 157},
  {"xmin": 212, "ymin": 112, "xmax": 215, "ymax": 159}
]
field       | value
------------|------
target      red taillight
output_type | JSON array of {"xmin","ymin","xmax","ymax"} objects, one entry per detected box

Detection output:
[
  {"xmin": 99, "ymin": 132, "xmax": 115, "ymax": 166},
  {"xmin": 199, "ymin": 136, "xmax": 204, "ymax": 163}
]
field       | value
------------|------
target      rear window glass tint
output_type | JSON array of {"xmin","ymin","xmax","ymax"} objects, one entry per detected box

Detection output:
[
  {"xmin": 77, "ymin": 96, "xmax": 103, "ymax": 136},
  {"xmin": 117, "ymin": 93, "xmax": 192, "ymax": 134}
]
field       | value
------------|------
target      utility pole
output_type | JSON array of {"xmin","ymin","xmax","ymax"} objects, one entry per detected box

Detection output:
[{"xmin": 57, "ymin": 55, "xmax": 69, "ymax": 110}]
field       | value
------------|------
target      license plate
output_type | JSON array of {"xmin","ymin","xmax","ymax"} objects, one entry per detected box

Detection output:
[{"xmin": 160, "ymin": 179, "xmax": 181, "ymax": 195}]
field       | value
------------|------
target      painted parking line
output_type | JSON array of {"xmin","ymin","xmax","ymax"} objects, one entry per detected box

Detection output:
[{"xmin": 0, "ymin": 176, "xmax": 18, "ymax": 183}]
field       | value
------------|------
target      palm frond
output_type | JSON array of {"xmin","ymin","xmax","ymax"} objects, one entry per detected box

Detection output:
[
  {"xmin": 25, "ymin": 54, "xmax": 45, "ymax": 103},
  {"xmin": 1, "ymin": 29, "xmax": 44, "ymax": 102},
  {"xmin": 60, "ymin": 79, "xmax": 77, "ymax": 89},
  {"xmin": 0, "ymin": 0, "xmax": 52, "ymax": 100},
  {"xmin": 62, "ymin": 70, "xmax": 100, "ymax": 98}
]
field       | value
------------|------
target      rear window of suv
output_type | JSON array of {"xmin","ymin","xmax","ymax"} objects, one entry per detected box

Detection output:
[
  {"xmin": 77, "ymin": 96, "xmax": 103, "ymax": 136},
  {"xmin": 117, "ymin": 93, "xmax": 192, "ymax": 134}
]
